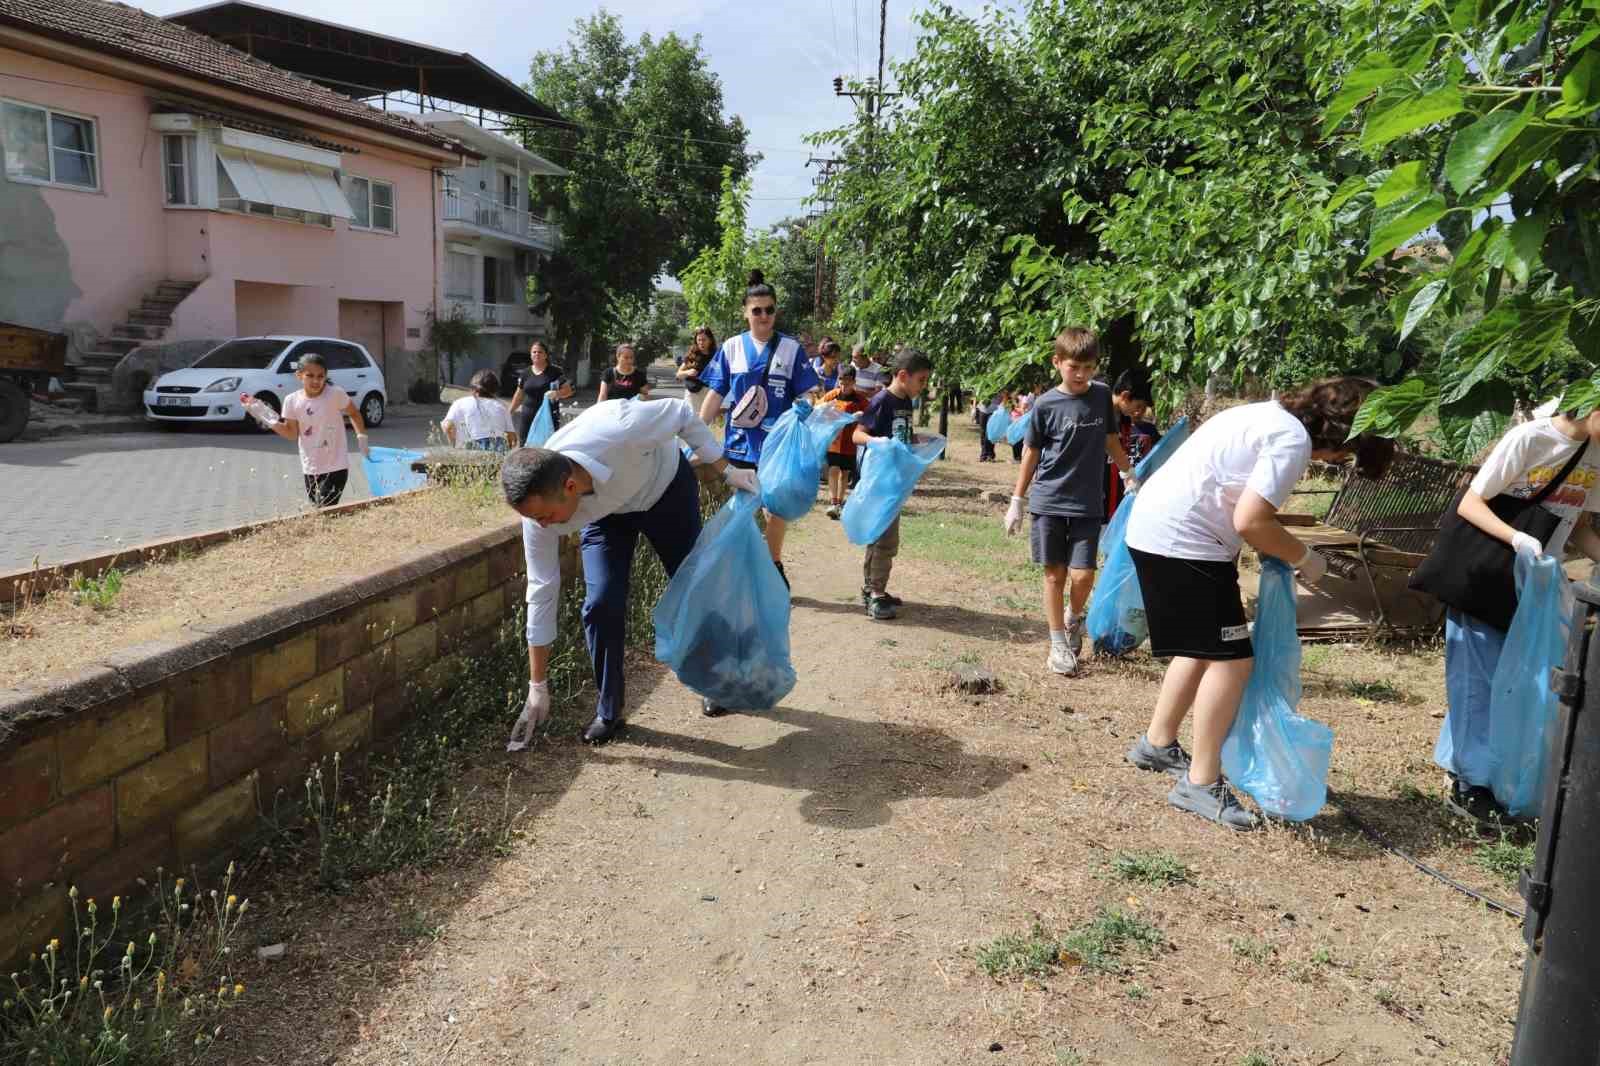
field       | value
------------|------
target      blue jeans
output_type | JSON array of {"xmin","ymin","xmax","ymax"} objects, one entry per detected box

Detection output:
[
  {"xmin": 579, "ymin": 457, "xmax": 702, "ymax": 721},
  {"xmin": 1435, "ymin": 608, "xmax": 1508, "ymax": 788}
]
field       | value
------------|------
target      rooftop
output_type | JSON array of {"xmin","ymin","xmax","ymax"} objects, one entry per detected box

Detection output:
[
  {"xmin": 167, "ymin": 1, "xmax": 564, "ymax": 125},
  {"xmin": 0, "ymin": 0, "xmax": 472, "ymax": 157}
]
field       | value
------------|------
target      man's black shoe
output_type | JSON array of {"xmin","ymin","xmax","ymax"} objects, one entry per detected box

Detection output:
[
  {"xmin": 774, "ymin": 560, "xmax": 790, "ymax": 590},
  {"xmin": 860, "ymin": 587, "xmax": 903, "ymax": 608},
  {"xmin": 582, "ymin": 717, "xmax": 623, "ymax": 744},
  {"xmin": 1446, "ymin": 780, "xmax": 1508, "ymax": 825},
  {"xmin": 701, "ymin": 697, "xmax": 730, "ymax": 718}
]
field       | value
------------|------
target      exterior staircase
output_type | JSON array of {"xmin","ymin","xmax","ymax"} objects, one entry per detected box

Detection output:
[{"xmin": 63, "ymin": 280, "xmax": 201, "ymax": 411}]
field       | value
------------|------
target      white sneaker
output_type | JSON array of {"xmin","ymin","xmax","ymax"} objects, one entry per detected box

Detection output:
[
  {"xmin": 1066, "ymin": 615, "xmax": 1086, "ymax": 657},
  {"xmin": 1047, "ymin": 644, "xmax": 1078, "ymax": 676}
]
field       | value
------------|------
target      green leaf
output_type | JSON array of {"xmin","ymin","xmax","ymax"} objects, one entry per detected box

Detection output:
[
  {"xmin": 1444, "ymin": 104, "xmax": 1532, "ymax": 195},
  {"xmin": 1350, "ymin": 377, "xmax": 1435, "ymax": 439},
  {"xmin": 1362, "ymin": 193, "xmax": 1447, "ymax": 267},
  {"xmin": 1552, "ymin": 49, "xmax": 1600, "ymax": 118},
  {"xmin": 1559, "ymin": 376, "xmax": 1600, "ymax": 416},
  {"xmin": 1497, "ymin": 211, "xmax": 1549, "ymax": 285},
  {"xmin": 1437, "ymin": 308, "xmax": 1519, "ymax": 404},
  {"xmin": 1322, "ymin": 62, "xmax": 1405, "ymax": 138},
  {"xmin": 1373, "ymin": 162, "xmax": 1428, "ymax": 208},
  {"xmin": 1359, "ymin": 86, "xmax": 1466, "ymax": 151},
  {"xmin": 1437, "ymin": 382, "xmax": 1514, "ymax": 461},
  {"xmin": 1326, "ymin": 173, "xmax": 1372, "ymax": 213},
  {"xmin": 1400, "ymin": 278, "xmax": 1448, "ymax": 342}
]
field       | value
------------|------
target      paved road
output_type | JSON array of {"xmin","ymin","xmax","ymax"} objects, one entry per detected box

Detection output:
[
  {"xmin": 1, "ymin": 365, "xmax": 693, "ymax": 573},
  {"xmin": 0, "ymin": 410, "xmax": 447, "ymax": 572}
]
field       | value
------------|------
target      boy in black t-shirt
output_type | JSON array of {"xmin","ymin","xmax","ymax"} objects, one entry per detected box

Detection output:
[
  {"xmin": 852, "ymin": 348, "xmax": 934, "ymax": 620},
  {"xmin": 1005, "ymin": 328, "xmax": 1136, "ymax": 676}
]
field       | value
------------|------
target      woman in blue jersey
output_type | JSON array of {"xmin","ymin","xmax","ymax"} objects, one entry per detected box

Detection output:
[{"xmin": 697, "ymin": 269, "xmax": 821, "ymax": 585}]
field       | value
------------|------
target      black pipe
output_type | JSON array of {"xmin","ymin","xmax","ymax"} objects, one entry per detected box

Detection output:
[{"xmin": 1510, "ymin": 580, "xmax": 1600, "ymax": 1063}]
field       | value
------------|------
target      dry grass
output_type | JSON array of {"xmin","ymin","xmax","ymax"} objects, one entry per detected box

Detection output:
[{"xmin": 1, "ymin": 483, "xmax": 514, "ymax": 688}]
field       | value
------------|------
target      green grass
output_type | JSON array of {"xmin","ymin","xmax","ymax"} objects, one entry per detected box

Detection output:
[
  {"xmin": 1231, "ymin": 937, "xmax": 1272, "ymax": 963},
  {"xmin": 1125, "ymin": 982, "xmax": 1147, "ymax": 1000},
  {"xmin": 1059, "ymin": 908, "xmax": 1166, "ymax": 975},
  {"xmin": 1055, "ymin": 1051, "xmax": 1085, "ymax": 1066},
  {"xmin": 1344, "ymin": 678, "xmax": 1408, "ymax": 703},
  {"xmin": 1240, "ymin": 1053, "xmax": 1276, "ymax": 1066},
  {"xmin": 1108, "ymin": 850, "xmax": 1190, "ymax": 888},
  {"xmin": 1311, "ymin": 945, "xmax": 1334, "ymax": 966},
  {"xmin": 976, "ymin": 923, "xmax": 1061, "ymax": 978},
  {"xmin": 1474, "ymin": 836, "xmax": 1535, "ymax": 887},
  {"xmin": 68, "ymin": 567, "xmax": 123, "ymax": 610},
  {"xmin": 899, "ymin": 512, "xmax": 1041, "ymax": 586}
]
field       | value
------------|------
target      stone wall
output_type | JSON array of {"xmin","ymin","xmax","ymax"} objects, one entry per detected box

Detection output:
[{"xmin": 0, "ymin": 523, "xmax": 536, "ymax": 961}]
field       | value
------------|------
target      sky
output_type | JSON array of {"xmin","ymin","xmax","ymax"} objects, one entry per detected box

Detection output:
[{"xmin": 145, "ymin": 0, "xmax": 986, "ymax": 231}]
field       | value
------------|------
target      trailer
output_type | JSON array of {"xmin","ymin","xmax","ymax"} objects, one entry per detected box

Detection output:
[{"xmin": 0, "ymin": 322, "xmax": 68, "ymax": 442}]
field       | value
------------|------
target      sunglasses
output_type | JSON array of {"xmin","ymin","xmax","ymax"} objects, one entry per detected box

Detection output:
[{"xmin": 748, "ymin": 305, "xmax": 776, "ymax": 316}]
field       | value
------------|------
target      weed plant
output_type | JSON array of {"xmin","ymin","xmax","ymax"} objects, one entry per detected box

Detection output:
[
  {"xmin": 1473, "ymin": 836, "xmax": 1534, "ymax": 888},
  {"xmin": 68, "ymin": 569, "xmax": 123, "ymax": 611},
  {"xmin": 977, "ymin": 908, "xmax": 1165, "ymax": 980},
  {"xmin": 2, "ymin": 866, "xmax": 249, "ymax": 1065},
  {"xmin": 1108, "ymin": 850, "xmax": 1190, "ymax": 887}
]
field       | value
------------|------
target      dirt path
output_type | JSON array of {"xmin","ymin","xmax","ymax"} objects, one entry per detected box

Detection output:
[{"xmin": 219, "ymin": 432, "xmax": 1523, "ymax": 1066}]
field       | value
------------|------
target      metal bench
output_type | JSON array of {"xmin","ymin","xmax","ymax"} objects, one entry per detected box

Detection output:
[{"xmin": 1284, "ymin": 450, "xmax": 1477, "ymax": 636}]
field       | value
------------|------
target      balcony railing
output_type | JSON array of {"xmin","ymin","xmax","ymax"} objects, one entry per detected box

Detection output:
[
  {"xmin": 441, "ymin": 189, "xmax": 561, "ymax": 250},
  {"xmin": 444, "ymin": 298, "xmax": 550, "ymax": 330}
]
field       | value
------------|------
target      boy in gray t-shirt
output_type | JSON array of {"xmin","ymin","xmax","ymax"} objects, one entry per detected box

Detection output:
[{"xmin": 1003, "ymin": 328, "xmax": 1136, "ymax": 676}]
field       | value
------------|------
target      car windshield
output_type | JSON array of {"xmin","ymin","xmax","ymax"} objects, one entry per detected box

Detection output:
[{"xmin": 191, "ymin": 339, "xmax": 290, "ymax": 370}]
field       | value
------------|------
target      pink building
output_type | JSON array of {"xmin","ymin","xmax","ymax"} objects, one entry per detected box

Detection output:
[{"xmin": 0, "ymin": 0, "xmax": 560, "ymax": 409}]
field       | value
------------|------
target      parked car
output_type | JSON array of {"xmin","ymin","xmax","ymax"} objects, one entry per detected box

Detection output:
[
  {"xmin": 498, "ymin": 349, "xmax": 531, "ymax": 398},
  {"xmin": 143, "ymin": 336, "xmax": 387, "ymax": 427}
]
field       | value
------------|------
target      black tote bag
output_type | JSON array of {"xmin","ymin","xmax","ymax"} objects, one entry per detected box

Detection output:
[{"xmin": 1410, "ymin": 441, "xmax": 1589, "ymax": 632}]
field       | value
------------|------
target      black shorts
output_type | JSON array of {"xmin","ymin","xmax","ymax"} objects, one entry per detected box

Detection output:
[
  {"xmin": 826, "ymin": 453, "xmax": 856, "ymax": 473},
  {"xmin": 1127, "ymin": 547, "xmax": 1253, "ymax": 661},
  {"xmin": 1030, "ymin": 514, "xmax": 1100, "ymax": 569},
  {"xmin": 304, "ymin": 468, "xmax": 348, "ymax": 509}
]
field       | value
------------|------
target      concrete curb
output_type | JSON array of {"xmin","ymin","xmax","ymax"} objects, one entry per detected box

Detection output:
[{"xmin": 18, "ymin": 416, "xmax": 149, "ymax": 441}]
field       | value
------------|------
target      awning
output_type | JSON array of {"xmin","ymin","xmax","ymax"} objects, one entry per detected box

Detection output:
[{"xmin": 216, "ymin": 147, "xmax": 353, "ymax": 219}]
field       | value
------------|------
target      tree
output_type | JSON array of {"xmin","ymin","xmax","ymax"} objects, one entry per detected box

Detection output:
[
  {"xmin": 520, "ymin": 12, "xmax": 756, "ymax": 355},
  {"xmin": 425, "ymin": 304, "xmax": 480, "ymax": 386},
  {"xmin": 680, "ymin": 168, "xmax": 778, "ymax": 338},
  {"xmin": 616, "ymin": 288, "xmax": 690, "ymax": 366},
  {"xmin": 1323, "ymin": 0, "xmax": 1600, "ymax": 457},
  {"xmin": 811, "ymin": 1, "xmax": 1406, "ymax": 403}
]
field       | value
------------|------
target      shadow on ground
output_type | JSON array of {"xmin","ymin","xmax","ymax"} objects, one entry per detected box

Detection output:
[{"xmin": 592, "ymin": 705, "xmax": 1027, "ymax": 829}]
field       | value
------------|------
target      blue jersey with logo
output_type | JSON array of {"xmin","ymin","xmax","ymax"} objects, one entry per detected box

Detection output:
[{"xmin": 699, "ymin": 332, "xmax": 821, "ymax": 463}]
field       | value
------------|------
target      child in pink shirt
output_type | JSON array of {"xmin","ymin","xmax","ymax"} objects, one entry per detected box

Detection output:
[{"xmin": 243, "ymin": 351, "xmax": 369, "ymax": 507}]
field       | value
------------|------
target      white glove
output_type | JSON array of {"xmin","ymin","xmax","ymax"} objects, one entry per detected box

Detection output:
[
  {"xmin": 241, "ymin": 395, "xmax": 279, "ymax": 427},
  {"xmin": 722, "ymin": 465, "xmax": 760, "ymax": 496},
  {"xmin": 506, "ymin": 681, "xmax": 550, "ymax": 752},
  {"xmin": 1511, "ymin": 531, "xmax": 1543, "ymax": 559},
  {"xmin": 1121, "ymin": 470, "xmax": 1141, "ymax": 495},
  {"xmin": 1004, "ymin": 495, "xmax": 1027, "ymax": 537},
  {"xmin": 1294, "ymin": 546, "xmax": 1328, "ymax": 584},
  {"xmin": 356, "ymin": 433, "xmax": 370, "ymax": 459}
]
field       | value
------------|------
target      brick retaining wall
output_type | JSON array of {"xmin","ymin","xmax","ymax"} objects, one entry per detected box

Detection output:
[{"xmin": 0, "ymin": 521, "xmax": 544, "ymax": 962}]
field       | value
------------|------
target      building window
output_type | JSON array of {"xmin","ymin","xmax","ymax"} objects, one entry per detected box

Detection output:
[
  {"xmin": 500, "ymin": 171, "xmax": 517, "ymax": 209},
  {"xmin": 1, "ymin": 99, "xmax": 98, "ymax": 189},
  {"xmin": 445, "ymin": 251, "xmax": 474, "ymax": 299},
  {"xmin": 215, "ymin": 150, "xmax": 339, "ymax": 229},
  {"xmin": 347, "ymin": 176, "xmax": 395, "ymax": 233},
  {"xmin": 163, "ymin": 134, "xmax": 197, "ymax": 205}
]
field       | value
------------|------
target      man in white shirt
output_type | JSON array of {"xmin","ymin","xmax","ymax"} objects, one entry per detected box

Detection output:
[
  {"xmin": 501, "ymin": 397, "xmax": 758, "ymax": 745},
  {"xmin": 849, "ymin": 343, "xmax": 888, "ymax": 398}
]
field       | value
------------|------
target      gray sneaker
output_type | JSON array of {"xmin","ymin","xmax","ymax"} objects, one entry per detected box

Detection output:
[
  {"xmin": 1167, "ymin": 776, "xmax": 1260, "ymax": 831},
  {"xmin": 1066, "ymin": 615, "xmax": 1086, "ymax": 657},
  {"xmin": 1126, "ymin": 736, "xmax": 1192, "ymax": 776}
]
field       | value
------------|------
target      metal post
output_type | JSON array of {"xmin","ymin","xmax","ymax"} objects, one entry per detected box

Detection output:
[{"xmin": 1510, "ymin": 578, "xmax": 1600, "ymax": 1063}]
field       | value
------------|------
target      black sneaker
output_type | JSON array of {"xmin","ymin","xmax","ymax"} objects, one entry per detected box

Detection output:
[
  {"xmin": 860, "ymin": 588, "xmax": 903, "ymax": 608},
  {"xmin": 866, "ymin": 595, "xmax": 898, "ymax": 621},
  {"xmin": 582, "ymin": 717, "xmax": 623, "ymax": 745},
  {"xmin": 773, "ymin": 561, "xmax": 790, "ymax": 590},
  {"xmin": 1446, "ymin": 780, "xmax": 1509, "ymax": 825},
  {"xmin": 701, "ymin": 697, "xmax": 730, "ymax": 718}
]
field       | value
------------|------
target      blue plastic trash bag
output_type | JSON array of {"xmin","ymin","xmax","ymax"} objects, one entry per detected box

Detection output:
[
  {"xmin": 1486, "ymin": 553, "xmax": 1573, "ymax": 816},
  {"xmin": 362, "ymin": 446, "xmax": 427, "ymax": 497},
  {"xmin": 1005, "ymin": 409, "xmax": 1031, "ymax": 446},
  {"xmin": 654, "ymin": 492, "xmax": 796, "ymax": 710},
  {"xmin": 1086, "ymin": 418, "xmax": 1192, "ymax": 655},
  {"xmin": 986, "ymin": 407, "xmax": 1011, "ymax": 443},
  {"xmin": 841, "ymin": 434, "xmax": 947, "ymax": 546},
  {"xmin": 524, "ymin": 393, "xmax": 556, "ymax": 447},
  {"xmin": 1220, "ymin": 558, "xmax": 1333, "ymax": 822},
  {"xmin": 757, "ymin": 399, "xmax": 855, "ymax": 521}
]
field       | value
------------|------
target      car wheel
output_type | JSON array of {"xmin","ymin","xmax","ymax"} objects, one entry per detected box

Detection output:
[
  {"xmin": 361, "ymin": 392, "xmax": 385, "ymax": 427},
  {"xmin": 251, "ymin": 392, "xmax": 281, "ymax": 432}
]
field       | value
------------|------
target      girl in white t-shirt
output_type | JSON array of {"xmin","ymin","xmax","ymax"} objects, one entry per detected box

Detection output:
[
  {"xmin": 442, "ymin": 370, "xmax": 517, "ymax": 452},
  {"xmin": 1434, "ymin": 407, "xmax": 1600, "ymax": 822},
  {"xmin": 1122, "ymin": 378, "xmax": 1393, "ymax": 830},
  {"xmin": 243, "ymin": 351, "xmax": 368, "ymax": 508}
]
